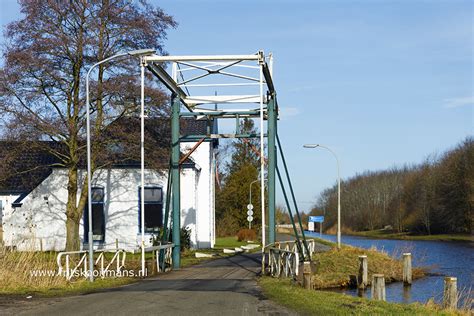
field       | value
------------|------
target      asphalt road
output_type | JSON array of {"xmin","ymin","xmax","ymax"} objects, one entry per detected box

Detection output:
[{"xmin": 2, "ymin": 253, "xmax": 296, "ymax": 316}]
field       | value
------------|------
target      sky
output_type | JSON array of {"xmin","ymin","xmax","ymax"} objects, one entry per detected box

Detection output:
[{"xmin": 1, "ymin": 0, "xmax": 473, "ymax": 212}]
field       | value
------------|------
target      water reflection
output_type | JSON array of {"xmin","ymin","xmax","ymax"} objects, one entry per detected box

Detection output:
[
  {"xmin": 402, "ymin": 285, "xmax": 411, "ymax": 303},
  {"xmin": 357, "ymin": 288, "xmax": 367, "ymax": 298}
]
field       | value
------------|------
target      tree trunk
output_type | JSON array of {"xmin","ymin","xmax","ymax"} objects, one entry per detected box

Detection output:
[
  {"xmin": 65, "ymin": 215, "xmax": 80, "ymax": 251},
  {"xmin": 65, "ymin": 167, "xmax": 81, "ymax": 251}
]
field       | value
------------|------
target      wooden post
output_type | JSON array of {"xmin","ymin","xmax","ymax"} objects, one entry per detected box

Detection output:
[
  {"xmin": 358, "ymin": 255, "xmax": 368, "ymax": 289},
  {"xmin": 115, "ymin": 238, "xmax": 119, "ymax": 250},
  {"xmin": 303, "ymin": 261, "xmax": 312, "ymax": 290},
  {"xmin": 402, "ymin": 253, "xmax": 412, "ymax": 285},
  {"xmin": 371, "ymin": 274, "xmax": 386, "ymax": 301},
  {"xmin": 39, "ymin": 238, "xmax": 43, "ymax": 252},
  {"xmin": 443, "ymin": 277, "xmax": 458, "ymax": 310}
]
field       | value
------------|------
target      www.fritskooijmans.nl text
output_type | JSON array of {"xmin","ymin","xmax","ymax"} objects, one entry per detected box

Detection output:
[{"xmin": 29, "ymin": 269, "xmax": 148, "ymax": 278}]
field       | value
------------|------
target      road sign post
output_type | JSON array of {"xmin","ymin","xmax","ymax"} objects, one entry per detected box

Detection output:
[
  {"xmin": 309, "ymin": 216, "xmax": 325, "ymax": 238},
  {"xmin": 247, "ymin": 204, "xmax": 254, "ymax": 229}
]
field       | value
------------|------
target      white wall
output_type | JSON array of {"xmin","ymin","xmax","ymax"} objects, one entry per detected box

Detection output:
[
  {"xmin": 4, "ymin": 168, "xmax": 201, "ymax": 251},
  {"xmin": 3, "ymin": 141, "xmax": 216, "ymax": 251},
  {"xmin": 0, "ymin": 194, "xmax": 20, "ymax": 245},
  {"xmin": 180, "ymin": 141, "xmax": 215, "ymax": 248}
]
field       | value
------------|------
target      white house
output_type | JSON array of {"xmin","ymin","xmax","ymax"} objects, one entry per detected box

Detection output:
[{"xmin": 0, "ymin": 118, "xmax": 217, "ymax": 251}]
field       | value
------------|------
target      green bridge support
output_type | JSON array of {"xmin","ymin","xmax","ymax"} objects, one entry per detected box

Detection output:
[
  {"xmin": 267, "ymin": 93, "xmax": 277, "ymax": 244},
  {"xmin": 171, "ymin": 94, "xmax": 181, "ymax": 268}
]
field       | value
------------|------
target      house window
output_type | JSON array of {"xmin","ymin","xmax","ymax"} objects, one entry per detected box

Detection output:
[
  {"xmin": 84, "ymin": 187, "xmax": 105, "ymax": 243},
  {"xmin": 139, "ymin": 187, "xmax": 163, "ymax": 233}
]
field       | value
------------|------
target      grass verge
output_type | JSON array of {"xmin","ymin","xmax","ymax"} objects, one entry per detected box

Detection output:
[
  {"xmin": 259, "ymin": 277, "xmax": 458, "ymax": 315},
  {"xmin": 2, "ymin": 278, "xmax": 137, "ymax": 297},
  {"xmin": 0, "ymin": 246, "xmax": 139, "ymax": 296},
  {"xmin": 214, "ymin": 236, "xmax": 249, "ymax": 249}
]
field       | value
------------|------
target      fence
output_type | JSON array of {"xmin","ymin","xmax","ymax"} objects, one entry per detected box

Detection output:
[
  {"xmin": 57, "ymin": 242, "xmax": 174, "ymax": 280},
  {"xmin": 57, "ymin": 248, "xmax": 126, "ymax": 280},
  {"xmin": 264, "ymin": 239, "xmax": 319, "ymax": 279}
]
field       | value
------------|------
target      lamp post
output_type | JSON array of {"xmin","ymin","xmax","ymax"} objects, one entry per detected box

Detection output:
[
  {"xmin": 86, "ymin": 48, "xmax": 155, "ymax": 282},
  {"xmin": 249, "ymin": 179, "xmax": 260, "ymax": 208},
  {"xmin": 303, "ymin": 144, "xmax": 341, "ymax": 249}
]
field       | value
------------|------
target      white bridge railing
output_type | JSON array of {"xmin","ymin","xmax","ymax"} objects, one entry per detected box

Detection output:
[
  {"xmin": 265, "ymin": 239, "xmax": 318, "ymax": 279},
  {"xmin": 273, "ymin": 239, "xmax": 318, "ymax": 258},
  {"xmin": 268, "ymin": 247, "xmax": 299, "ymax": 278},
  {"xmin": 138, "ymin": 243, "xmax": 174, "ymax": 273},
  {"xmin": 57, "ymin": 248, "xmax": 126, "ymax": 280}
]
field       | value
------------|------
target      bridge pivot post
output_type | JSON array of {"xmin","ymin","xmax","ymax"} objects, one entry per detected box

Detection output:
[
  {"xmin": 267, "ymin": 93, "xmax": 277, "ymax": 244},
  {"xmin": 171, "ymin": 94, "xmax": 181, "ymax": 268}
]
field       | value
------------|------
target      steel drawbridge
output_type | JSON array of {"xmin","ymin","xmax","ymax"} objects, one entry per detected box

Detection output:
[{"xmin": 139, "ymin": 52, "xmax": 311, "ymax": 269}]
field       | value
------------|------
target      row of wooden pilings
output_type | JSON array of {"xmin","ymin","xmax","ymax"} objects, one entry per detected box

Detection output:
[{"xmin": 302, "ymin": 252, "xmax": 459, "ymax": 310}]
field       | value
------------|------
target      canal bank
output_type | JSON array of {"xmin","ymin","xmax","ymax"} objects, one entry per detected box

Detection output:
[
  {"xmin": 347, "ymin": 230, "xmax": 473, "ymax": 242},
  {"xmin": 306, "ymin": 232, "xmax": 473, "ymax": 307}
]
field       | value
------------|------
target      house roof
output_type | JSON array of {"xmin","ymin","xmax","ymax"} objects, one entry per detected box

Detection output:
[
  {"xmin": 0, "ymin": 141, "xmax": 62, "ymax": 195},
  {"xmin": 0, "ymin": 117, "xmax": 215, "ymax": 196}
]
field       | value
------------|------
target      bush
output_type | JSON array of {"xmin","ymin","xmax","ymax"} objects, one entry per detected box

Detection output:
[
  {"xmin": 216, "ymin": 212, "xmax": 240, "ymax": 237},
  {"xmin": 150, "ymin": 227, "xmax": 191, "ymax": 252},
  {"xmin": 236, "ymin": 228, "xmax": 256, "ymax": 242},
  {"xmin": 180, "ymin": 227, "xmax": 191, "ymax": 251}
]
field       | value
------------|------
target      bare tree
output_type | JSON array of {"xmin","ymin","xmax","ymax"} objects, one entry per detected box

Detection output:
[{"xmin": 0, "ymin": 0, "xmax": 176, "ymax": 250}]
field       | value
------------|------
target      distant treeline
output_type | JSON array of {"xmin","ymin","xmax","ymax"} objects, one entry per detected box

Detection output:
[{"xmin": 312, "ymin": 137, "xmax": 473, "ymax": 235}]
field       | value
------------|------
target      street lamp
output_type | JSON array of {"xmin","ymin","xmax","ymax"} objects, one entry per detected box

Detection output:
[
  {"xmin": 303, "ymin": 144, "xmax": 341, "ymax": 249},
  {"xmin": 85, "ymin": 48, "xmax": 155, "ymax": 281}
]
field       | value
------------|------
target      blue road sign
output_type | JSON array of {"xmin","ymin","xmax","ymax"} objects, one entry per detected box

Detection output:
[{"xmin": 309, "ymin": 216, "xmax": 324, "ymax": 223}]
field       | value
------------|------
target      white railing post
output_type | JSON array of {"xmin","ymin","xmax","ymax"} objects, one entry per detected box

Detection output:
[
  {"xmin": 117, "ymin": 251, "xmax": 120, "ymax": 274},
  {"xmin": 84, "ymin": 253, "xmax": 88, "ymax": 275},
  {"xmin": 295, "ymin": 252, "xmax": 299, "ymax": 277},
  {"xmin": 65, "ymin": 255, "xmax": 70, "ymax": 280},
  {"xmin": 101, "ymin": 253, "xmax": 104, "ymax": 277}
]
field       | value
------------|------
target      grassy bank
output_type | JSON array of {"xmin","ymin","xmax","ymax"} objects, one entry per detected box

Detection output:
[
  {"xmin": 310, "ymin": 238, "xmax": 424, "ymax": 289},
  {"xmin": 259, "ymin": 277, "xmax": 457, "ymax": 315},
  {"xmin": 348, "ymin": 230, "xmax": 473, "ymax": 242}
]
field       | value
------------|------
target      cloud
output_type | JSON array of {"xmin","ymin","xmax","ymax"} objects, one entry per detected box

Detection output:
[{"xmin": 443, "ymin": 96, "xmax": 474, "ymax": 109}]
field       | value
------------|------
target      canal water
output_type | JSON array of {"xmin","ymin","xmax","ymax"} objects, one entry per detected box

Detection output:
[{"xmin": 305, "ymin": 232, "xmax": 473, "ymax": 306}]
